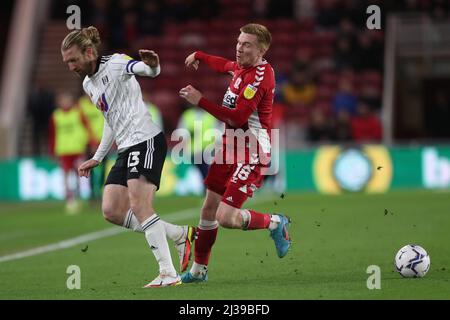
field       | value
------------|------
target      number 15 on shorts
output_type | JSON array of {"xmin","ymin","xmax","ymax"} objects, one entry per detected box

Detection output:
[{"xmin": 128, "ymin": 151, "xmax": 140, "ymax": 167}]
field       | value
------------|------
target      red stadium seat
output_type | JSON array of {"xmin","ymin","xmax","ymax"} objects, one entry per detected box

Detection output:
[
  {"xmin": 316, "ymin": 85, "xmax": 335, "ymax": 101},
  {"xmin": 360, "ymin": 71, "xmax": 382, "ymax": 86},
  {"xmin": 313, "ymin": 100, "xmax": 332, "ymax": 116},
  {"xmin": 297, "ymin": 31, "xmax": 316, "ymax": 46},
  {"xmin": 319, "ymin": 71, "xmax": 339, "ymax": 86}
]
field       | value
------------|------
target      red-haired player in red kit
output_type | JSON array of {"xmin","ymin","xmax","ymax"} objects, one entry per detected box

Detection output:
[{"xmin": 179, "ymin": 23, "xmax": 292, "ymax": 283}]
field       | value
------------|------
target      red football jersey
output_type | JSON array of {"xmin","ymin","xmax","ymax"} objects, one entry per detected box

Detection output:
[{"xmin": 195, "ymin": 51, "xmax": 276, "ymax": 165}]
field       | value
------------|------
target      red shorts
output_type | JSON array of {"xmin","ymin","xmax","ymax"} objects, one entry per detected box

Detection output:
[
  {"xmin": 59, "ymin": 154, "xmax": 84, "ymax": 172},
  {"xmin": 204, "ymin": 162, "xmax": 264, "ymax": 209}
]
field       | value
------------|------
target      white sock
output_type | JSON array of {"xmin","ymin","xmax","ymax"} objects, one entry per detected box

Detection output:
[
  {"xmin": 160, "ymin": 221, "xmax": 185, "ymax": 244},
  {"xmin": 141, "ymin": 214, "xmax": 177, "ymax": 276},
  {"xmin": 123, "ymin": 210, "xmax": 143, "ymax": 232},
  {"xmin": 268, "ymin": 214, "xmax": 281, "ymax": 231},
  {"xmin": 190, "ymin": 262, "xmax": 208, "ymax": 278},
  {"xmin": 124, "ymin": 210, "xmax": 185, "ymax": 243}
]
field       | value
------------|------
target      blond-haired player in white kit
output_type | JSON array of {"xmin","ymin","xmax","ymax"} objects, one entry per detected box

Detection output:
[{"xmin": 61, "ymin": 26, "xmax": 195, "ymax": 288}]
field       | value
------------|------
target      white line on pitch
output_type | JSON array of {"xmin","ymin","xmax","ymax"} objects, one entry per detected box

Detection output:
[
  {"xmin": 0, "ymin": 195, "xmax": 275, "ymax": 264},
  {"xmin": 0, "ymin": 207, "xmax": 198, "ymax": 264}
]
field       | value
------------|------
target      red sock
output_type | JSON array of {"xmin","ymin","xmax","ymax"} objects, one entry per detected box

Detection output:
[
  {"xmin": 194, "ymin": 227, "xmax": 218, "ymax": 265},
  {"xmin": 246, "ymin": 210, "xmax": 271, "ymax": 230}
]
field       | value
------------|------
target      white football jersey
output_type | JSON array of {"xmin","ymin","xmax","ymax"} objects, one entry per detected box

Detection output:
[{"xmin": 83, "ymin": 54, "xmax": 161, "ymax": 154}]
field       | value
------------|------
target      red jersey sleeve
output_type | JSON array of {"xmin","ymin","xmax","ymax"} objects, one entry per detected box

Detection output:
[
  {"xmin": 198, "ymin": 97, "xmax": 254, "ymax": 128},
  {"xmin": 195, "ymin": 51, "xmax": 236, "ymax": 74},
  {"xmin": 197, "ymin": 82, "xmax": 268, "ymax": 128}
]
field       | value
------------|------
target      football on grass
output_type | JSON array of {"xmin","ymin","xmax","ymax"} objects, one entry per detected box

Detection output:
[{"xmin": 395, "ymin": 244, "xmax": 430, "ymax": 278}]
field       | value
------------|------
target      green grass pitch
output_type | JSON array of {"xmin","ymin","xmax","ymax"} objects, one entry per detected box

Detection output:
[{"xmin": 0, "ymin": 190, "xmax": 449, "ymax": 299}]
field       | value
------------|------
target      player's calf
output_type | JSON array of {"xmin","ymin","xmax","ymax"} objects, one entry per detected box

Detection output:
[
  {"xmin": 215, "ymin": 204, "xmax": 242, "ymax": 229},
  {"xmin": 102, "ymin": 204, "xmax": 127, "ymax": 226}
]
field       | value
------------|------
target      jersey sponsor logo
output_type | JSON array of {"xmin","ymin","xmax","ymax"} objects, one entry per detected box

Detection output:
[
  {"xmin": 244, "ymin": 84, "xmax": 257, "ymax": 100},
  {"xmin": 222, "ymin": 87, "xmax": 237, "ymax": 109},
  {"xmin": 96, "ymin": 93, "xmax": 109, "ymax": 112}
]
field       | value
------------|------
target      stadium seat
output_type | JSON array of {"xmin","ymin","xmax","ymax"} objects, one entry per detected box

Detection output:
[
  {"xmin": 319, "ymin": 71, "xmax": 339, "ymax": 86},
  {"xmin": 297, "ymin": 31, "xmax": 316, "ymax": 46},
  {"xmin": 316, "ymin": 85, "xmax": 335, "ymax": 101},
  {"xmin": 360, "ymin": 71, "xmax": 382, "ymax": 86}
]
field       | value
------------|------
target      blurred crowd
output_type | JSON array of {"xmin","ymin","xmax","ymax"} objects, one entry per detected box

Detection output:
[
  {"xmin": 25, "ymin": 0, "xmax": 450, "ymax": 157},
  {"xmin": 51, "ymin": 0, "xmax": 221, "ymax": 50}
]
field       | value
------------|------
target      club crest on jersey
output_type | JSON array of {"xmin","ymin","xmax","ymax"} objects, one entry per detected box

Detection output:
[
  {"xmin": 244, "ymin": 84, "xmax": 257, "ymax": 100},
  {"xmin": 96, "ymin": 93, "xmax": 109, "ymax": 112}
]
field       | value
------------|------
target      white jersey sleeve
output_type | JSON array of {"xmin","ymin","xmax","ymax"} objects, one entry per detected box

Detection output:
[
  {"xmin": 110, "ymin": 54, "xmax": 160, "ymax": 77},
  {"xmin": 92, "ymin": 121, "xmax": 115, "ymax": 162}
]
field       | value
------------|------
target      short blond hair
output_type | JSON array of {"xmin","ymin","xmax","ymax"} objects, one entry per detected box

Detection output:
[
  {"xmin": 61, "ymin": 26, "xmax": 101, "ymax": 55},
  {"xmin": 240, "ymin": 23, "xmax": 272, "ymax": 51}
]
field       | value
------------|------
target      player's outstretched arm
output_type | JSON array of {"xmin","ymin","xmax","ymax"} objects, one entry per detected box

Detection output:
[
  {"xmin": 190, "ymin": 51, "xmax": 235, "ymax": 74},
  {"xmin": 127, "ymin": 50, "xmax": 161, "ymax": 78},
  {"xmin": 179, "ymin": 85, "xmax": 254, "ymax": 128}
]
